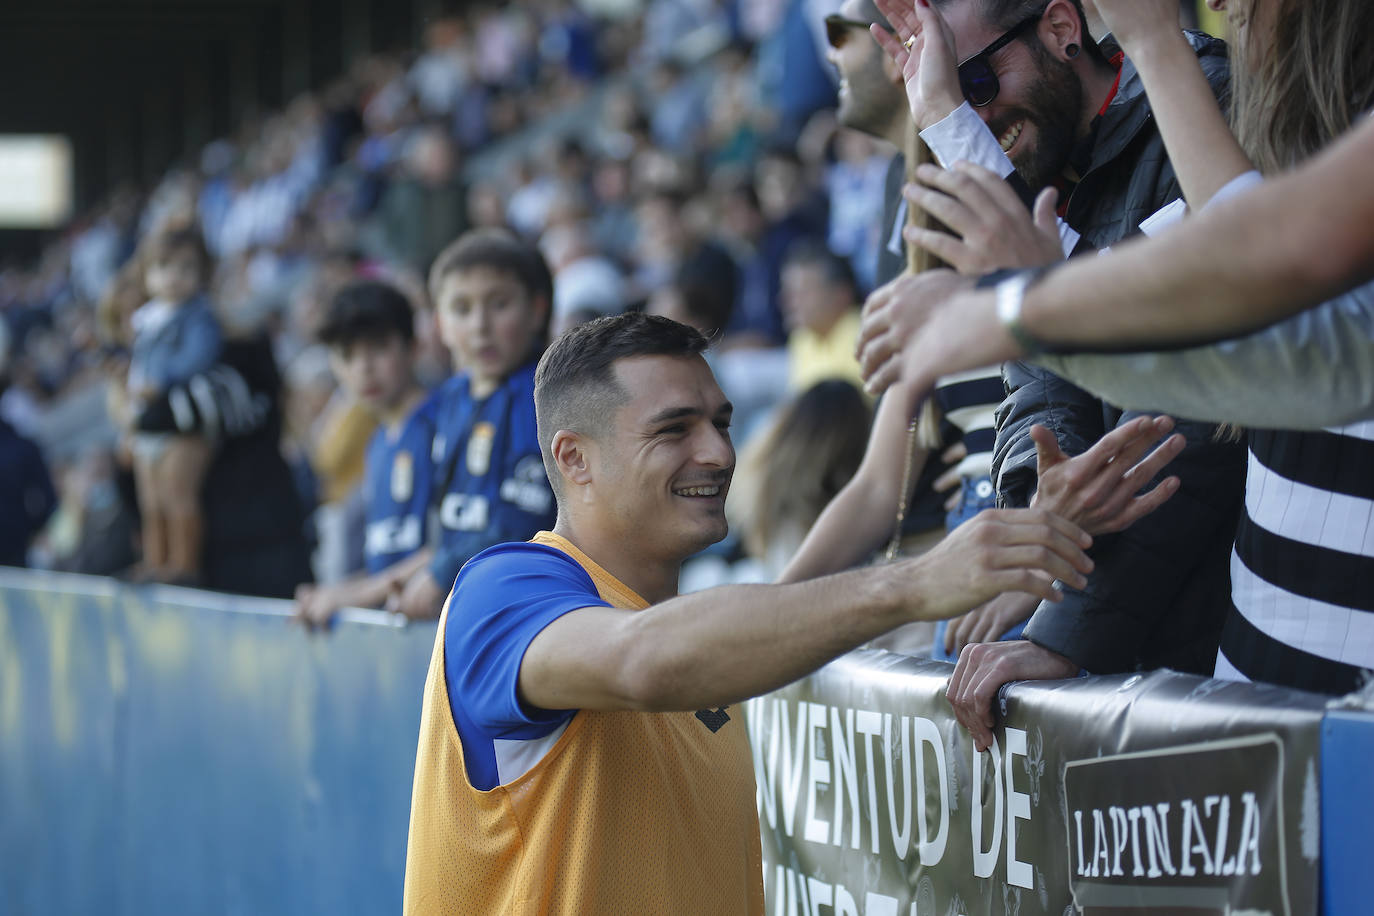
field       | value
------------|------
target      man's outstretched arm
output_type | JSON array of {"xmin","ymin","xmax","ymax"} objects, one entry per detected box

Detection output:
[{"xmin": 520, "ymin": 508, "xmax": 1093, "ymax": 714}]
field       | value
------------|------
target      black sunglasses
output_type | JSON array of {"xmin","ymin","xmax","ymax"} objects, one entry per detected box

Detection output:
[
  {"xmin": 957, "ymin": 6, "xmax": 1048, "ymax": 107},
  {"xmin": 824, "ymin": 15, "xmax": 896, "ymax": 50}
]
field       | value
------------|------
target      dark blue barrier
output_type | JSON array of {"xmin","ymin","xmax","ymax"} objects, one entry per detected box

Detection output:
[
  {"xmin": 0, "ymin": 569, "xmax": 434, "ymax": 915},
  {"xmin": 2, "ymin": 569, "xmax": 1371, "ymax": 914},
  {"xmin": 1321, "ymin": 708, "xmax": 1374, "ymax": 915}
]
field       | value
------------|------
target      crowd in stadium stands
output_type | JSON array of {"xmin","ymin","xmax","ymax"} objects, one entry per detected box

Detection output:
[{"xmin": 1, "ymin": 0, "xmax": 1372, "ymax": 760}]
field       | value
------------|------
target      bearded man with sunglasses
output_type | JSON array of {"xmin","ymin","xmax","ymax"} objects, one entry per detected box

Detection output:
[{"xmin": 858, "ymin": 0, "xmax": 1248, "ymax": 702}]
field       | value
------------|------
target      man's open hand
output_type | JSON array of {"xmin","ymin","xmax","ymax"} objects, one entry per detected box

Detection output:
[
  {"xmin": 900, "ymin": 507, "xmax": 1093, "ymax": 622},
  {"xmin": 858, "ymin": 268, "xmax": 973, "ymax": 394},
  {"xmin": 871, "ymin": 0, "xmax": 965, "ymax": 131},
  {"xmin": 904, "ymin": 162, "xmax": 1063, "ymax": 275},
  {"xmin": 1030, "ymin": 416, "xmax": 1185, "ymax": 536}
]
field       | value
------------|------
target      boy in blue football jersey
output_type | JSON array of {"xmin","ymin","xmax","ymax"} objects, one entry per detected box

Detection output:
[
  {"xmin": 294, "ymin": 280, "xmax": 437, "ymax": 628},
  {"xmin": 390, "ymin": 229, "xmax": 558, "ymax": 620}
]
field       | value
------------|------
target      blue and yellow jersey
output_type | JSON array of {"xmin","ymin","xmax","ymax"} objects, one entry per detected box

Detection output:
[
  {"xmin": 403, "ymin": 531, "xmax": 765, "ymax": 914},
  {"xmin": 426, "ymin": 360, "xmax": 555, "ymax": 590},
  {"xmin": 361, "ymin": 393, "xmax": 438, "ymax": 575}
]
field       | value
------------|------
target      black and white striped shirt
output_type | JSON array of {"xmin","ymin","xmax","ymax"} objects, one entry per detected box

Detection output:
[
  {"xmin": 1217, "ymin": 420, "xmax": 1374, "ymax": 694},
  {"xmin": 935, "ymin": 368, "xmax": 1006, "ymax": 482}
]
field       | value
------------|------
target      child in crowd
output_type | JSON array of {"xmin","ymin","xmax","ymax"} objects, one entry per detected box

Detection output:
[
  {"xmin": 127, "ymin": 226, "xmax": 222, "ymax": 583},
  {"xmin": 293, "ymin": 280, "xmax": 438, "ymax": 629},
  {"xmin": 389, "ymin": 229, "xmax": 558, "ymax": 620}
]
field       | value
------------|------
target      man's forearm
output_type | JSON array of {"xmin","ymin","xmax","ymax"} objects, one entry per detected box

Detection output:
[
  {"xmin": 620, "ymin": 569, "xmax": 913, "ymax": 710},
  {"xmin": 1035, "ymin": 282, "xmax": 1374, "ymax": 428},
  {"xmin": 1023, "ymin": 117, "xmax": 1374, "ymax": 351},
  {"xmin": 521, "ymin": 509, "xmax": 1094, "ymax": 715}
]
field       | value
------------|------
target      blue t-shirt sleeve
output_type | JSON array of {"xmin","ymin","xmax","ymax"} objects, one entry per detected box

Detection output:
[{"xmin": 444, "ymin": 543, "xmax": 610, "ymax": 739}]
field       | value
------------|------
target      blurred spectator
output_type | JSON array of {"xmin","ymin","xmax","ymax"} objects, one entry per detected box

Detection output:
[
  {"xmin": 645, "ymin": 270, "xmax": 734, "ymax": 342},
  {"xmin": 542, "ymin": 223, "xmax": 627, "ymax": 335},
  {"xmin": 507, "ymin": 157, "xmax": 561, "ymax": 238},
  {"xmin": 390, "ymin": 230, "xmax": 557, "ymax": 620},
  {"xmin": 409, "ymin": 18, "xmax": 473, "ymax": 118},
  {"xmin": 724, "ymin": 147, "xmax": 827, "ymax": 346},
  {"xmin": 289, "ymin": 345, "xmax": 376, "ymax": 585},
  {"xmin": 69, "ymin": 191, "xmax": 138, "ymax": 305},
  {"xmin": 38, "ymin": 446, "xmax": 137, "ymax": 576},
  {"xmin": 466, "ymin": 183, "xmax": 510, "ymax": 233},
  {"xmin": 825, "ymin": 129, "xmax": 889, "ymax": 291},
  {"xmin": 362, "ymin": 125, "xmax": 468, "ymax": 273},
  {"xmin": 632, "ymin": 188, "xmax": 712, "ymax": 299},
  {"xmin": 702, "ymin": 43, "xmax": 768, "ymax": 171},
  {"xmin": 588, "ymin": 155, "xmax": 638, "ymax": 261},
  {"xmin": 648, "ymin": 59, "xmax": 711, "ymax": 152},
  {"xmin": 0, "ymin": 320, "xmax": 57, "ymax": 567},
  {"xmin": 779, "ymin": 240, "xmax": 865, "ymax": 392},
  {"xmin": 126, "ymin": 226, "xmax": 222, "ymax": 584},
  {"xmin": 134, "ymin": 331, "xmax": 312, "ymax": 599},
  {"xmin": 294, "ymin": 280, "xmax": 437, "ymax": 629}
]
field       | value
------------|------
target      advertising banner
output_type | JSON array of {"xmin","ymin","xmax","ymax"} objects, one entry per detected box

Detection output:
[{"xmin": 747, "ymin": 650, "xmax": 1326, "ymax": 916}]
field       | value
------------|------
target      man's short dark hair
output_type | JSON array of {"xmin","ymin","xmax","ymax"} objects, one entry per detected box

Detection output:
[
  {"xmin": 318, "ymin": 279, "xmax": 415, "ymax": 349},
  {"xmin": 534, "ymin": 312, "xmax": 708, "ymax": 498},
  {"xmin": 428, "ymin": 228, "xmax": 555, "ymax": 339}
]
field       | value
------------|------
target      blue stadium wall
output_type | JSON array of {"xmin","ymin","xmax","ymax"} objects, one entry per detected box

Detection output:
[
  {"xmin": 0, "ymin": 569, "xmax": 434, "ymax": 914},
  {"xmin": 1, "ymin": 568, "xmax": 1371, "ymax": 914}
]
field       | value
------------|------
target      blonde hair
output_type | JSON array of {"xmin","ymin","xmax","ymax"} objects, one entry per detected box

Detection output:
[{"xmin": 1230, "ymin": 0, "xmax": 1374, "ymax": 172}]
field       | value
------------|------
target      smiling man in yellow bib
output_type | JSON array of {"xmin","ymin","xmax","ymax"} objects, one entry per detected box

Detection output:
[{"xmin": 402, "ymin": 311, "xmax": 1100, "ymax": 914}]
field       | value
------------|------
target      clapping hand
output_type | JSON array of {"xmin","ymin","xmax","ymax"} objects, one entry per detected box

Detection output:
[
  {"xmin": 870, "ymin": 0, "xmax": 965, "ymax": 131},
  {"xmin": 1029, "ymin": 415, "xmax": 1185, "ymax": 536}
]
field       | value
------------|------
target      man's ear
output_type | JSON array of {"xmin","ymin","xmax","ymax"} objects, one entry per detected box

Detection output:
[
  {"xmin": 551, "ymin": 429, "xmax": 593, "ymax": 491},
  {"xmin": 1041, "ymin": 0, "xmax": 1085, "ymax": 61}
]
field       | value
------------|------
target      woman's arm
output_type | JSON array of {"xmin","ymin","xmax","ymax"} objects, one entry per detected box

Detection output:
[
  {"xmin": 1093, "ymin": 0, "xmax": 1253, "ymax": 209},
  {"xmin": 1035, "ymin": 281, "xmax": 1374, "ymax": 428}
]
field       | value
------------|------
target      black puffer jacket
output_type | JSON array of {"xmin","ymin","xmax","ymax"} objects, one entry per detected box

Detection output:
[{"xmin": 991, "ymin": 32, "xmax": 1246, "ymax": 675}]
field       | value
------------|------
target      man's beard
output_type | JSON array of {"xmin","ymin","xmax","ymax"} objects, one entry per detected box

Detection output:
[
  {"xmin": 989, "ymin": 51, "xmax": 1083, "ymax": 191},
  {"xmin": 838, "ymin": 57, "xmax": 905, "ymax": 139}
]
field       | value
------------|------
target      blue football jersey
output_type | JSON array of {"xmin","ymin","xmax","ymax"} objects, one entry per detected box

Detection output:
[
  {"xmin": 363, "ymin": 394, "xmax": 439, "ymax": 574},
  {"xmin": 427, "ymin": 360, "xmax": 556, "ymax": 591}
]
